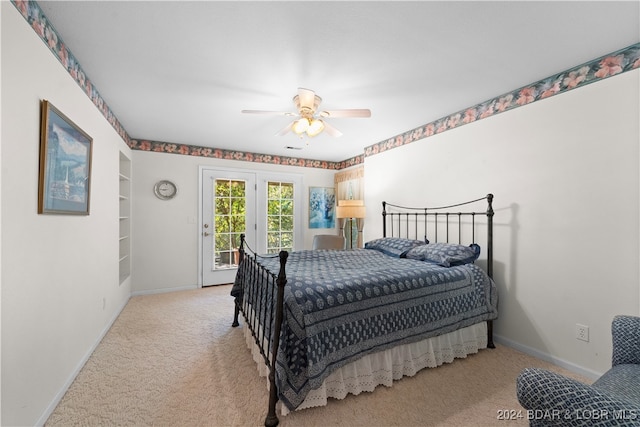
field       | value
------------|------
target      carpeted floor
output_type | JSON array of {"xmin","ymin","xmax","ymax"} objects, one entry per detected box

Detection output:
[{"xmin": 45, "ymin": 285, "xmax": 589, "ymax": 427}]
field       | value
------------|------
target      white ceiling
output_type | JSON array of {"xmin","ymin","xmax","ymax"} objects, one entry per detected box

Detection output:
[{"xmin": 37, "ymin": 1, "xmax": 640, "ymax": 162}]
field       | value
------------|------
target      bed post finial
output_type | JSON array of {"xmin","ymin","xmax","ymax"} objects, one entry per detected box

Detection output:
[
  {"xmin": 239, "ymin": 234, "xmax": 246, "ymax": 260},
  {"xmin": 382, "ymin": 201, "xmax": 387, "ymax": 237},
  {"xmin": 485, "ymin": 194, "xmax": 494, "ymax": 279},
  {"xmin": 277, "ymin": 250, "xmax": 289, "ymax": 284},
  {"xmin": 232, "ymin": 233, "xmax": 246, "ymax": 328}
]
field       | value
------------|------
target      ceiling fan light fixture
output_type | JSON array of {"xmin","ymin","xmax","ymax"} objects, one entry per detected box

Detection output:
[
  {"xmin": 242, "ymin": 88, "xmax": 370, "ymax": 140},
  {"xmin": 306, "ymin": 119, "xmax": 325, "ymax": 137},
  {"xmin": 292, "ymin": 118, "xmax": 309, "ymax": 134}
]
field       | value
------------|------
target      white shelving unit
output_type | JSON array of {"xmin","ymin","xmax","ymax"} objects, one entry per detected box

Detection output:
[{"xmin": 119, "ymin": 151, "xmax": 131, "ymax": 284}]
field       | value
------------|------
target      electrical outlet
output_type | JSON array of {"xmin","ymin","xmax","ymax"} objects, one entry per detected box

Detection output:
[{"xmin": 576, "ymin": 324, "xmax": 589, "ymax": 342}]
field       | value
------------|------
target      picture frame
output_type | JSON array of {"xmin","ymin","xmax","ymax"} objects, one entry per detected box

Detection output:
[
  {"xmin": 309, "ymin": 187, "xmax": 336, "ymax": 229},
  {"xmin": 38, "ymin": 100, "xmax": 93, "ymax": 215}
]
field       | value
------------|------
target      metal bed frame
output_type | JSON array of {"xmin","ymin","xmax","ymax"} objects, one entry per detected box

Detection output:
[{"xmin": 232, "ymin": 194, "xmax": 495, "ymax": 426}]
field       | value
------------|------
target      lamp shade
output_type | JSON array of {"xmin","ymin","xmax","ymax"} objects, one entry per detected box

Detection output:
[
  {"xmin": 338, "ymin": 200, "xmax": 364, "ymax": 207},
  {"xmin": 336, "ymin": 199, "xmax": 366, "ymax": 218}
]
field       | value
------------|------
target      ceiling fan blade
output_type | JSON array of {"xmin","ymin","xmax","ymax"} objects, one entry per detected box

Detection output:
[
  {"xmin": 320, "ymin": 109, "xmax": 371, "ymax": 118},
  {"xmin": 322, "ymin": 120, "xmax": 343, "ymax": 138},
  {"xmin": 275, "ymin": 121, "xmax": 294, "ymax": 136},
  {"xmin": 241, "ymin": 110, "xmax": 297, "ymax": 116},
  {"xmin": 297, "ymin": 88, "xmax": 317, "ymax": 110}
]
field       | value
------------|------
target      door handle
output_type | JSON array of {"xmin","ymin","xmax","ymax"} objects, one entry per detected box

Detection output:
[{"xmin": 203, "ymin": 232, "xmax": 211, "ymax": 237}]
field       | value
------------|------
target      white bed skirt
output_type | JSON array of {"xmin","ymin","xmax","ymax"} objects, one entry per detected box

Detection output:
[{"xmin": 243, "ymin": 321, "xmax": 488, "ymax": 415}]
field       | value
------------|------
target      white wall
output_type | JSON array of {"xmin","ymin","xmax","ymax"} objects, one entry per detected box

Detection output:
[
  {"xmin": 131, "ymin": 150, "xmax": 336, "ymax": 294},
  {"xmin": 1, "ymin": 4, "xmax": 132, "ymax": 425},
  {"xmin": 365, "ymin": 69, "xmax": 640, "ymax": 377}
]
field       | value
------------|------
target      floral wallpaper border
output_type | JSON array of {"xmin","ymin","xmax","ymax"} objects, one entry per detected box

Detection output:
[
  {"xmin": 365, "ymin": 43, "xmax": 640, "ymax": 158},
  {"xmin": 13, "ymin": 0, "xmax": 639, "ymax": 170},
  {"xmin": 13, "ymin": 0, "xmax": 133, "ymax": 146},
  {"xmin": 129, "ymin": 139, "xmax": 362, "ymax": 170}
]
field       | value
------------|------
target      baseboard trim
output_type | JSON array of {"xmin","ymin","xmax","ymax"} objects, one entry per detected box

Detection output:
[
  {"xmin": 35, "ymin": 295, "xmax": 131, "ymax": 426},
  {"xmin": 131, "ymin": 284, "xmax": 198, "ymax": 297},
  {"xmin": 494, "ymin": 334, "xmax": 602, "ymax": 381}
]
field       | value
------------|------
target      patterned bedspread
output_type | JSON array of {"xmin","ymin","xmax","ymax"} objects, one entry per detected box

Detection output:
[{"xmin": 232, "ymin": 248, "xmax": 498, "ymax": 410}]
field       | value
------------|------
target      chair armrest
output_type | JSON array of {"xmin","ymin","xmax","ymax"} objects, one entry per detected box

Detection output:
[
  {"xmin": 516, "ymin": 368, "xmax": 639, "ymax": 426},
  {"xmin": 612, "ymin": 315, "xmax": 640, "ymax": 366}
]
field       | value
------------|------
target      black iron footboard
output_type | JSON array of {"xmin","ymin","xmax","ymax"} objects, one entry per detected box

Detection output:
[{"xmin": 232, "ymin": 234, "xmax": 287, "ymax": 427}]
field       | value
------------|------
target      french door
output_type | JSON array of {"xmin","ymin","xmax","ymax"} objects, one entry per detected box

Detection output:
[
  {"xmin": 201, "ymin": 169, "xmax": 256, "ymax": 286},
  {"xmin": 199, "ymin": 168, "xmax": 303, "ymax": 286}
]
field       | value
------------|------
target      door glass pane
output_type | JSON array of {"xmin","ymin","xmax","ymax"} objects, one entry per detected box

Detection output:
[
  {"xmin": 213, "ymin": 179, "xmax": 246, "ymax": 269},
  {"xmin": 266, "ymin": 181, "xmax": 294, "ymax": 254}
]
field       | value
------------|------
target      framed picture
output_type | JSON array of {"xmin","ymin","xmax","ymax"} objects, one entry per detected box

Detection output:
[
  {"xmin": 309, "ymin": 187, "xmax": 336, "ymax": 229},
  {"xmin": 38, "ymin": 100, "xmax": 93, "ymax": 215}
]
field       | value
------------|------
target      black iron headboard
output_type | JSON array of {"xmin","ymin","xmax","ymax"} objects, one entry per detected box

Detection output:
[{"xmin": 382, "ymin": 194, "xmax": 494, "ymax": 278}]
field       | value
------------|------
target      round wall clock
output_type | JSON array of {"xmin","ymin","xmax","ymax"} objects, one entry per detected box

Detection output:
[{"xmin": 153, "ymin": 180, "xmax": 178, "ymax": 200}]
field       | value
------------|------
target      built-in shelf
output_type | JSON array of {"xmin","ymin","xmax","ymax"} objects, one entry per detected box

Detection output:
[{"xmin": 119, "ymin": 152, "xmax": 131, "ymax": 285}]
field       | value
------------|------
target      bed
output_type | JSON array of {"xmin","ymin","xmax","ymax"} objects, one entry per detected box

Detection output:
[{"xmin": 231, "ymin": 194, "xmax": 498, "ymax": 426}]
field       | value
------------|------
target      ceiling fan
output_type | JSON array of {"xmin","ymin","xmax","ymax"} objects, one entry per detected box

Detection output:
[{"xmin": 241, "ymin": 88, "xmax": 371, "ymax": 138}]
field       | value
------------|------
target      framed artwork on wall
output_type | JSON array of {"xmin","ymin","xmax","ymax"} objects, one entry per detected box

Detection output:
[
  {"xmin": 309, "ymin": 187, "xmax": 336, "ymax": 229},
  {"xmin": 38, "ymin": 100, "xmax": 93, "ymax": 215}
]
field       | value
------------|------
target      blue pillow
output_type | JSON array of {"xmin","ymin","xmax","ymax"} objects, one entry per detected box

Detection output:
[
  {"xmin": 364, "ymin": 237, "xmax": 426, "ymax": 258},
  {"xmin": 404, "ymin": 242, "xmax": 481, "ymax": 267}
]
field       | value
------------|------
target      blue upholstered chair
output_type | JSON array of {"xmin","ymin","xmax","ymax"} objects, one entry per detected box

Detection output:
[{"xmin": 516, "ymin": 315, "xmax": 640, "ymax": 426}]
